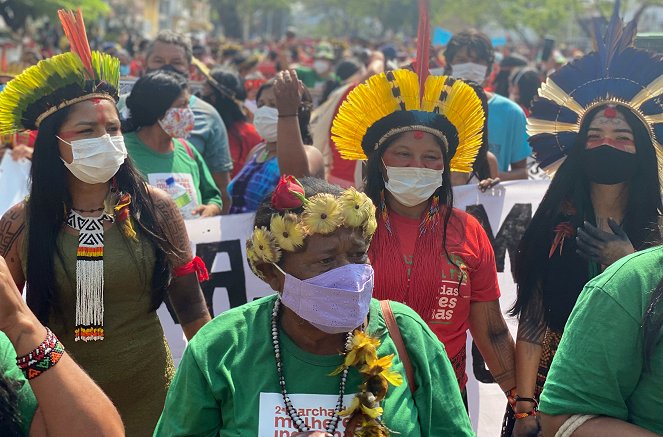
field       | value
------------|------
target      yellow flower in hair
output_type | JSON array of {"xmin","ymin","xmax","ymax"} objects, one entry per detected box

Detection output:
[
  {"xmin": 302, "ymin": 193, "xmax": 343, "ymax": 234},
  {"xmin": 361, "ymin": 354, "xmax": 403, "ymax": 387},
  {"xmin": 363, "ymin": 216, "xmax": 378, "ymax": 238},
  {"xmin": 250, "ymin": 227, "xmax": 281, "ymax": 264},
  {"xmin": 270, "ymin": 214, "xmax": 306, "ymax": 252},
  {"xmin": 339, "ymin": 188, "xmax": 373, "ymax": 227},
  {"xmin": 331, "ymin": 330, "xmax": 380, "ymax": 375}
]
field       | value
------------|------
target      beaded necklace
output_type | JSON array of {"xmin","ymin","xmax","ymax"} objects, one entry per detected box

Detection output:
[{"xmin": 271, "ymin": 298, "xmax": 352, "ymax": 434}]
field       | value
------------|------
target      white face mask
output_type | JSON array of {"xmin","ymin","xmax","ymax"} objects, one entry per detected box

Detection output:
[
  {"xmin": 383, "ymin": 162, "xmax": 444, "ymax": 207},
  {"xmin": 451, "ymin": 62, "xmax": 488, "ymax": 84},
  {"xmin": 58, "ymin": 134, "xmax": 127, "ymax": 184},
  {"xmin": 253, "ymin": 106, "xmax": 279, "ymax": 143},
  {"xmin": 313, "ymin": 59, "xmax": 331, "ymax": 75}
]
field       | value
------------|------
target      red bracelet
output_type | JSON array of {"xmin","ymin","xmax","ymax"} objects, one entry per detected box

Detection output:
[
  {"xmin": 514, "ymin": 410, "xmax": 537, "ymax": 420},
  {"xmin": 174, "ymin": 256, "xmax": 209, "ymax": 282}
]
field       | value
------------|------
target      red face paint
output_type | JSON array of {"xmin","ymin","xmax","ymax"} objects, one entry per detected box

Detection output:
[
  {"xmin": 586, "ymin": 136, "xmax": 635, "ymax": 153},
  {"xmin": 603, "ymin": 106, "xmax": 618, "ymax": 119},
  {"xmin": 57, "ymin": 131, "xmax": 78, "ymax": 141},
  {"xmin": 413, "ymin": 130, "xmax": 424, "ymax": 139},
  {"xmin": 94, "ymin": 103, "xmax": 108, "ymax": 125}
]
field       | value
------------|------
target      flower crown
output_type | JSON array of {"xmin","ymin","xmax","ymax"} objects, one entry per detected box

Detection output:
[{"xmin": 246, "ymin": 176, "xmax": 377, "ymax": 277}]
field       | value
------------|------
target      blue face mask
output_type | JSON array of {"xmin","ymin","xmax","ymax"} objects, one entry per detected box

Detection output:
[
  {"xmin": 0, "ymin": 84, "xmax": 6, "ymax": 92},
  {"xmin": 120, "ymin": 65, "xmax": 130, "ymax": 76}
]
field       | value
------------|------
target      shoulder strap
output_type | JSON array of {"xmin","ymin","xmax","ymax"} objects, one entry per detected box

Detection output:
[
  {"xmin": 379, "ymin": 300, "xmax": 416, "ymax": 394},
  {"xmin": 175, "ymin": 138, "xmax": 195, "ymax": 160}
]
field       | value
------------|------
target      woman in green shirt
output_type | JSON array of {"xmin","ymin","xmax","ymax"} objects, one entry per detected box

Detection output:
[
  {"xmin": 155, "ymin": 177, "xmax": 474, "ymax": 436},
  {"xmin": 123, "ymin": 70, "xmax": 223, "ymax": 218}
]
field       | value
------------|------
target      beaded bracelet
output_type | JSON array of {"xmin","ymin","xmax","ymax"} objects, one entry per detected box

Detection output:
[
  {"xmin": 16, "ymin": 328, "xmax": 66, "ymax": 380},
  {"xmin": 514, "ymin": 410, "xmax": 538, "ymax": 420}
]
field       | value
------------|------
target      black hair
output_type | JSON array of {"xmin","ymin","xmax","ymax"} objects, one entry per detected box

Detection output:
[
  {"xmin": 206, "ymin": 67, "xmax": 247, "ymax": 131},
  {"xmin": 146, "ymin": 30, "xmax": 193, "ymax": 64},
  {"xmin": 123, "ymin": 70, "xmax": 188, "ymax": 132},
  {"xmin": 510, "ymin": 68, "xmax": 541, "ymax": 112},
  {"xmin": 25, "ymin": 103, "xmax": 177, "ymax": 323},
  {"xmin": 511, "ymin": 104, "xmax": 662, "ymax": 323},
  {"xmin": 256, "ymin": 80, "xmax": 314, "ymax": 145},
  {"xmin": 444, "ymin": 29, "xmax": 495, "ymax": 75},
  {"xmin": 0, "ymin": 373, "xmax": 22, "ymax": 436}
]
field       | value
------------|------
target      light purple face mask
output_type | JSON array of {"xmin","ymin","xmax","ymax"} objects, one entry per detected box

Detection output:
[{"xmin": 275, "ymin": 263, "xmax": 374, "ymax": 334}]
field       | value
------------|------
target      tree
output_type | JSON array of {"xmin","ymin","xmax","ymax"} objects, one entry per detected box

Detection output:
[
  {"xmin": 0, "ymin": 0, "xmax": 109, "ymax": 33},
  {"xmin": 208, "ymin": 0, "xmax": 289, "ymax": 40}
]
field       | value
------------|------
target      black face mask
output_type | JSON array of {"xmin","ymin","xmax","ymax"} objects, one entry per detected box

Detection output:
[{"xmin": 582, "ymin": 145, "xmax": 637, "ymax": 185}]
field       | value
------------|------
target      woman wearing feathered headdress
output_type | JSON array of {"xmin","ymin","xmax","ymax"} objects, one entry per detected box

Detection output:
[
  {"xmin": 506, "ymin": 3, "xmax": 663, "ymax": 436},
  {"xmin": 328, "ymin": 0, "xmax": 517, "ymax": 411},
  {"xmin": 0, "ymin": 10, "xmax": 211, "ymax": 435}
]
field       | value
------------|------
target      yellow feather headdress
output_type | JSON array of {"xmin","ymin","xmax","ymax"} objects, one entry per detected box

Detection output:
[
  {"xmin": 0, "ymin": 9, "xmax": 119, "ymax": 133},
  {"xmin": 330, "ymin": 69, "xmax": 486, "ymax": 173}
]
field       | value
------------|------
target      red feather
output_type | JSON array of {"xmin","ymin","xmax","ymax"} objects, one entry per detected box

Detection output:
[
  {"xmin": 415, "ymin": 0, "xmax": 431, "ymax": 104},
  {"xmin": 58, "ymin": 9, "xmax": 95, "ymax": 79}
]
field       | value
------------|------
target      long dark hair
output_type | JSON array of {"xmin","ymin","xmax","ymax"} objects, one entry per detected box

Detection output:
[
  {"xmin": 123, "ymin": 70, "xmax": 188, "ymax": 132},
  {"xmin": 256, "ymin": 80, "xmax": 314, "ymax": 145},
  {"xmin": 26, "ymin": 101, "xmax": 176, "ymax": 323},
  {"xmin": 511, "ymin": 104, "xmax": 662, "ymax": 320},
  {"xmin": 207, "ymin": 67, "xmax": 247, "ymax": 131}
]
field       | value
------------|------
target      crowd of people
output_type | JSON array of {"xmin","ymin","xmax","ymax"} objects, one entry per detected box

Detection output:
[{"xmin": 0, "ymin": 3, "xmax": 662, "ymax": 437}]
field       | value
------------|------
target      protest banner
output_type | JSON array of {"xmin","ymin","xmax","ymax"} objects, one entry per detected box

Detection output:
[
  {"xmin": 0, "ymin": 152, "xmax": 31, "ymax": 217},
  {"xmin": 155, "ymin": 179, "xmax": 551, "ymax": 436}
]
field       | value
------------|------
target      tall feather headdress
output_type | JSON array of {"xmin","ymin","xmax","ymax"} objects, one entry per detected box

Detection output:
[
  {"xmin": 528, "ymin": 0, "xmax": 663, "ymax": 175},
  {"xmin": 0, "ymin": 9, "xmax": 119, "ymax": 133},
  {"xmin": 331, "ymin": 0, "xmax": 485, "ymax": 173}
]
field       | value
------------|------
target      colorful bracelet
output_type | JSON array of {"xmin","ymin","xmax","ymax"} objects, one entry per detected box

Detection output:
[
  {"xmin": 514, "ymin": 410, "xmax": 538, "ymax": 420},
  {"xmin": 16, "ymin": 328, "xmax": 65, "ymax": 380}
]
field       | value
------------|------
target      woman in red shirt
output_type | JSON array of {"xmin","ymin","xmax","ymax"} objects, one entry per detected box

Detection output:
[
  {"xmin": 200, "ymin": 68, "xmax": 263, "ymax": 178},
  {"xmin": 331, "ymin": 69, "xmax": 516, "ymax": 407}
]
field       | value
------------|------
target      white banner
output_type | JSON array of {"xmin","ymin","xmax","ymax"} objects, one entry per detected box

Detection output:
[
  {"xmin": 0, "ymin": 152, "xmax": 31, "ymax": 217},
  {"xmin": 159, "ymin": 179, "xmax": 551, "ymax": 436}
]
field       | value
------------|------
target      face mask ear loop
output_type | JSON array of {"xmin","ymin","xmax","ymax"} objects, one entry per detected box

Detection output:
[
  {"xmin": 56, "ymin": 135, "xmax": 72, "ymax": 146},
  {"xmin": 272, "ymin": 263, "xmax": 286, "ymax": 276}
]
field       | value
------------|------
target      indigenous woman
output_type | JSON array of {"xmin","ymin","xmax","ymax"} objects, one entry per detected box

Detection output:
[
  {"xmin": 507, "ymin": 7, "xmax": 663, "ymax": 437},
  {"xmin": 0, "ymin": 10, "xmax": 211, "ymax": 435},
  {"xmin": 155, "ymin": 176, "xmax": 474, "ymax": 436},
  {"xmin": 226, "ymin": 72, "xmax": 324, "ymax": 214},
  {"xmin": 329, "ymin": 67, "xmax": 517, "ymax": 405}
]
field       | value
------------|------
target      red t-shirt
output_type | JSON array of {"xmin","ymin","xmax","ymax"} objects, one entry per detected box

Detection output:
[
  {"xmin": 390, "ymin": 208, "xmax": 500, "ymax": 387},
  {"xmin": 228, "ymin": 121, "xmax": 263, "ymax": 178}
]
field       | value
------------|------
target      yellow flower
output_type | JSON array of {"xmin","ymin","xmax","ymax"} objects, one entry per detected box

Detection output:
[
  {"xmin": 338, "ymin": 396, "xmax": 383, "ymax": 419},
  {"xmin": 331, "ymin": 330, "xmax": 380, "ymax": 375},
  {"xmin": 339, "ymin": 187, "xmax": 373, "ymax": 227},
  {"xmin": 250, "ymin": 227, "xmax": 281, "ymax": 264},
  {"xmin": 270, "ymin": 213, "xmax": 306, "ymax": 252},
  {"xmin": 360, "ymin": 354, "xmax": 403, "ymax": 387},
  {"xmin": 363, "ymin": 215, "xmax": 378, "ymax": 238},
  {"xmin": 302, "ymin": 193, "xmax": 343, "ymax": 234}
]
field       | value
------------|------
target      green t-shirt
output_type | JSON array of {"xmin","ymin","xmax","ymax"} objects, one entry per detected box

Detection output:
[
  {"xmin": 0, "ymin": 332, "xmax": 38, "ymax": 436},
  {"xmin": 539, "ymin": 245, "xmax": 663, "ymax": 434},
  {"xmin": 124, "ymin": 131, "xmax": 222, "ymax": 208},
  {"xmin": 154, "ymin": 295, "xmax": 473, "ymax": 436}
]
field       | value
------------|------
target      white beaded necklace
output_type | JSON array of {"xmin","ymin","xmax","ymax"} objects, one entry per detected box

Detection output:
[{"xmin": 271, "ymin": 298, "xmax": 352, "ymax": 434}]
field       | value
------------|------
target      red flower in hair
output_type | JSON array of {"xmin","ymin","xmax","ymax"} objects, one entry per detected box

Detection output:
[{"xmin": 271, "ymin": 175, "xmax": 306, "ymax": 210}]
